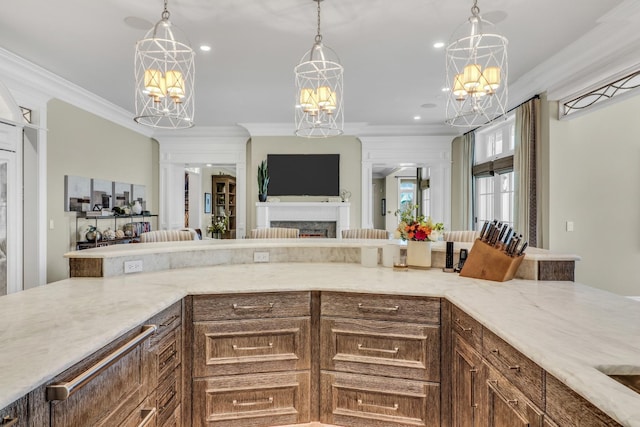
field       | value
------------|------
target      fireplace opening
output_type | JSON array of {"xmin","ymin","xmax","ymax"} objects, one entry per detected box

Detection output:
[{"xmin": 270, "ymin": 221, "xmax": 337, "ymax": 238}]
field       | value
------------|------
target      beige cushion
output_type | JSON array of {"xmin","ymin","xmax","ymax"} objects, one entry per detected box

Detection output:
[
  {"xmin": 443, "ymin": 230, "xmax": 480, "ymax": 242},
  {"xmin": 139, "ymin": 230, "xmax": 197, "ymax": 243},
  {"xmin": 341, "ymin": 229, "xmax": 389, "ymax": 239},
  {"xmin": 250, "ymin": 228, "xmax": 299, "ymax": 239}
]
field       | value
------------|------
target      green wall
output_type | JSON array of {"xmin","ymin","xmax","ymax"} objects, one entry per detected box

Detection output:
[{"xmin": 46, "ymin": 99, "xmax": 158, "ymax": 283}]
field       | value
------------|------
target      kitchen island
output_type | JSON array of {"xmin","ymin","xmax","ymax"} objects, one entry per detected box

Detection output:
[{"xmin": 0, "ymin": 241, "xmax": 638, "ymax": 426}]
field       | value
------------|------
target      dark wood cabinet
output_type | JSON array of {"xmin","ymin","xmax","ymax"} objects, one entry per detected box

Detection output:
[
  {"xmin": 0, "ymin": 396, "xmax": 27, "ymax": 427},
  {"xmin": 452, "ymin": 333, "xmax": 483, "ymax": 427},
  {"xmin": 211, "ymin": 175, "xmax": 236, "ymax": 239},
  {"xmin": 190, "ymin": 292, "xmax": 311, "ymax": 427}
]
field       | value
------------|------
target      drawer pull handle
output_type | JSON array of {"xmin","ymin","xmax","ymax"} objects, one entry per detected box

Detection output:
[
  {"xmin": 46, "ymin": 324, "xmax": 157, "ymax": 401},
  {"xmin": 357, "ymin": 399, "xmax": 399, "ymax": 411},
  {"xmin": 232, "ymin": 397, "xmax": 274, "ymax": 407},
  {"xmin": 487, "ymin": 379, "xmax": 519, "ymax": 407},
  {"xmin": 160, "ymin": 314, "xmax": 180, "ymax": 327},
  {"xmin": 232, "ymin": 303, "xmax": 274, "ymax": 311},
  {"xmin": 470, "ymin": 368, "xmax": 478, "ymax": 408},
  {"xmin": 159, "ymin": 389, "xmax": 177, "ymax": 411},
  {"xmin": 455, "ymin": 318, "xmax": 472, "ymax": 332},
  {"xmin": 1, "ymin": 416, "xmax": 18, "ymax": 427},
  {"xmin": 357, "ymin": 303, "xmax": 399, "ymax": 313},
  {"xmin": 233, "ymin": 342, "xmax": 273, "ymax": 351},
  {"xmin": 357, "ymin": 344, "xmax": 400, "ymax": 355},
  {"xmin": 137, "ymin": 408, "xmax": 156, "ymax": 427},
  {"xmin": 490, "ymin": 349, "xmax": 521, "ymax": 371}
]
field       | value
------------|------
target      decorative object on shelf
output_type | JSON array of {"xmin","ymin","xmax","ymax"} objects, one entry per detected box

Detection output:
[
  {"xmin": 294, "ymin": 0, "xmax": 344, "ymax": 138},
  {"xmin": 122, "ymin": 223, "xmax": 136, "ymax": 237},
  {"xmin": 394, "ymin": 203, "xmax": 444, "ymax": 269},
  {"xmin": 85, "ymin": 226, "xmax": 102, "ymax": 242},
  {"xmin": 115, "ymin": 229, "xmax": 125, "ymax": 239},
  {"xmin": 103, "ymin": 228, "xmax": 116, "ymax": 240},
  {"xmin": 445, "ymin": 0, "xmax": 508, "ymax": 127},
  {"xmin": 132, "ymin": 200, "xmax": 143, "ymax": 215},
  {"xmin": 134, "ymin": 0, "xmax": 195, "ymax": 129},
  {"xmin": 208, "ymin": 215, "xmax": 228, "ymax": 239},
  {"xmin": 258, "ymin": 159, "xmax": 269, "ymax": 202},
  {"xmin": 340, "ymin": 189, "xmax": 351, "ymax": 202}
]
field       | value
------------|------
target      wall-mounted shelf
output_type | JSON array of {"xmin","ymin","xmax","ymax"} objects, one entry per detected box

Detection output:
[{"xmin": 75, "ymin": 213, "xmax": 158, "ymax": 250}]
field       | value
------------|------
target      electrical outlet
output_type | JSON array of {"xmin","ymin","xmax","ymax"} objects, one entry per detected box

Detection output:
[
  {"xmin": 566, "ymin": 221, "xmax": 574, "ymax": 232},
  {"xmin": 124, "ymin": 260, "xmax": 143, "ymax": 273},
  {"xmin": 253, "ymin": 251, "xmax": 270, "ymax": 263}
]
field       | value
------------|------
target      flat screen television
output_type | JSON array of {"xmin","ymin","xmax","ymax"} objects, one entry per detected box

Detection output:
[{"xmin": 267, "ymin": 154, "xmax": 340, "ymax": 196}]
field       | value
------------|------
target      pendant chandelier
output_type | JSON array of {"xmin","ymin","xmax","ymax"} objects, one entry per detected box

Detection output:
[
  {"xmin": 295, "ymin": 0, "xmax": 344, "ymax": 138},
  {"xmin": 445, "ymin": 0, "xmax": 508, "ymax": 127},
  {"xmin": 134, "ymin": 0, "xmax": 195, "ymax": 129}
]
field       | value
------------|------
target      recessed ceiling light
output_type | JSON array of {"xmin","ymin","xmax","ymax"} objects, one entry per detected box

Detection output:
[
  {"xmin": 199, "ymin": 44, "xmax": 212, "ymax": 52},
  {"xmin": 442, "ymin": 87, "xmax": 450, "ymax": 92},
  {"xmin": 433, "ymin": 41, "xmax": 445, "ymax": 49},
  {"xmin": 413, "ymin": 116, "xmax": 421, "ymax": 120},
  {"xmin": 420, "ymin": 103, "xmax": 437, "ymax": 109},
  {"xmin": 206, "ymin": 164, "xmax": 212, "ymax": 167}
]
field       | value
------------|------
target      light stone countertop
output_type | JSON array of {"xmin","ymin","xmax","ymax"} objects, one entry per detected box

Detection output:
[{"xmin": 1, "ymin": 262, "xmax": 638, "ymax": 426}]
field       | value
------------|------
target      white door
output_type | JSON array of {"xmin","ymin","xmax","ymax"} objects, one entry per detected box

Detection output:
[{"xmin": 0, "ymin": 145, "xmax": 18, "ymax": 295}]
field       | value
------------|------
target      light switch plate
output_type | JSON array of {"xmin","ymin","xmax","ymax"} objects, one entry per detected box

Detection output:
[
  {"xmin": 254, "ymin": 252, "xmax": 269, "ymax": 263},
  {"xmin": 124, "ymin": 260, "xmax": 143, "ymax": 273}
]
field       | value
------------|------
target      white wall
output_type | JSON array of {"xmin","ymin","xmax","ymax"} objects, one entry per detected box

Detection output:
[{"xmin": 548, "ymin": 94, "xmax": 640, "ymax": 296}]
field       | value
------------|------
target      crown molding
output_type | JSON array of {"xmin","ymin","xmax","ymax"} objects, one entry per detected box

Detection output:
[
  {"xmin": 509, "ymin": 0, "xmax": 640, "ymax": 105},
  {"xmin": 153, "ymin": 125, "xmax": 251, "ymax": 140},
  {"xmin": 0, "ymin": 47, "xmax": 154, "ymax": 137},
  {"xmin": 238, "ymin": 121, "xmax": 458, "ymax": 138}
]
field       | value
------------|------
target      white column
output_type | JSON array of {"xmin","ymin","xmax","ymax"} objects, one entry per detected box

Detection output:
[
  {"xmin": 361, "ymin": 161, "xmax": 373, "ymax": 229},
  {"xmin": 235, "ymin": 161, "xmax": 247, "ymax": 238}
]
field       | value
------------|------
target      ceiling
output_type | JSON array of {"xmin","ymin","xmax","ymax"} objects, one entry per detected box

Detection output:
[{"xmin": 0, "ymin": 0, "xmax": 631, "ymax": 135}]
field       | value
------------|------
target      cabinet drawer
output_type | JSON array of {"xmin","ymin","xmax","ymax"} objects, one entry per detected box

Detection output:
[
  {"xmin": 154, "ymin": 327, "xmax": 181, "ymax": 383},
  {"xmin": 320, "ymin": 371, "xmax": 440, "ymax": 427},
  {"xmin": 192, "ymin": 371, "xmax": 310, "ymax": 427},
  {"xmin": 193, "ymin": 292, "xmax": 310, "ymax": 321},
  {"xmin": 47, "ymin": 325, "xmax": 154, "ymax": 427},
  {"xmin": 545, "ymin": 374, "xmax": 621, "ymax": 426},
  {"xmin": 160, "ymin": 404, "xmax": 181, "ymax": 427},
  {"xmin": 322, "ymin": 292, "xmax": 440, "ymax": 324},
  {"xmin": 482, "ymin": 328, "xmax": 544, "ymax": 408},
  {"xmin": 193, "ymin": 317, "xmax": 310, "ymax": 377},
  {"xmin": 483, "ymin": 362, "xmax": 544, "ymax": 427},
  {"xmin": 321, "ymin": 317, "xmax": 440, "ymax": 382},
  {"xmin": 0, "ymin": 396, "xmax": 27, "ymax": 427},
  {"xmin": 156, "ymin": 367, "xmax": 181, "ymax": 427},
  {"xmin": 121, "ymin": 393, "xmax": 157, "ymax": 427},
  {"xmin": 149, "ymin": 301, "xmax": 182, "ymax": 346},
  {"xmin": 451, "ymin": 304, "xmax": 483, "ymax": 351}
]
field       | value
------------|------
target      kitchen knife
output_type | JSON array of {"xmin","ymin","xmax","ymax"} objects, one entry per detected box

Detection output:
[{"xmin": 517, "ymin": 241, "xmax": 528, "ymax": 256}]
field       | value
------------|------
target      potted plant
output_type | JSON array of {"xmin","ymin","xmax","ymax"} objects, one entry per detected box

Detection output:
[{"xmin": 257, "ymin": 159, "xmax": 269, "ymax": 202}]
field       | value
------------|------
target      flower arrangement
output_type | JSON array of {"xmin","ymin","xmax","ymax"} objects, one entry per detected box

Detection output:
[
  {"xmin": 208, "ymin": 215, "xmax": 228, "ymax": 235},
  {"xmin": 394, "ymin": 203, "xmax": 444, "ymax": 242}
]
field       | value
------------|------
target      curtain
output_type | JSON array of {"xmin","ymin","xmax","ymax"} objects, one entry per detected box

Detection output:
[
  {"xmin": 461, "ymin": 132, "xmax": 475, "ymax": 230},
  {"xmin": 514, "ymin": 98, "xmax": 540, "ymax": 247}
]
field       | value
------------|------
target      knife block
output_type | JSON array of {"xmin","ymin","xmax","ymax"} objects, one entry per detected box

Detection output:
[{"xmin": 459, "ymin": 239, "xmax": 525, "ymax": 282}]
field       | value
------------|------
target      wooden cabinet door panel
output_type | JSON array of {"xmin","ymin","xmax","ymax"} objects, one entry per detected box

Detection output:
[
  {"xmin": 483, "ymin": 328, "xmax": 544, "ymax": 408},
  {"xmin": 321, "ymin": 317, "xmax": 440, "ymax": 382},
  {"xmin": 193, "ymin": 317, "xmax": 310, "ymax": 377},
  {"xmin": 48, "ymin": 328, "xmax": 153, "ymax": 427},
  {"xmin": 545, "ymin": 374, "xmax": 621, "ymax": 426},
  {"xmin": 0, "ymin": 396, "xmax": 27, "ymax": 427},
  {"xmin": 452, "ymin": 334, "xmax": 483, "ymax": 427},
  {"xmin": 192, "ymin": 371, "xmax": 310, "ymax": 427},
  {"xmin": 320, "ymin": 371, "xmax": 440, "ymax": 427},
  {"xmin": 193, "ymin": 292, "xmax": 310, "ymax": 321},
  {"xmin": 483, "ymin": 363, "xmax": 544, "ymax": 427},
  {"xmin": 322, "ymin": 292, "xmax": 440, "ymax": 324}
]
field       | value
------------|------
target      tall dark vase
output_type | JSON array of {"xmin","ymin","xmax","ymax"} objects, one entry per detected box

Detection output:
[{"xmin": 259, "ymin": 193, "xmax": 267, "ymax": 202}]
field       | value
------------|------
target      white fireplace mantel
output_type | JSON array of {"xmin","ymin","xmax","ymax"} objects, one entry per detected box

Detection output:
[{"xmin": 256, "ymin": 202, "xmax": 350, "ymax": 238}]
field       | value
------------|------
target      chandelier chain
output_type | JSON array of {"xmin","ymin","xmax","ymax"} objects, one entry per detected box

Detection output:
[
  {"xmin": 315, "ymin": 0, "xmax": 323, "ymax": 43},
  {"xmin": 471, "ymin": 0, "xmax": 480, "ymax": 17},
  {"xmin": 162, "ymin": 0, "xmax": 170, "ymax": 20}
]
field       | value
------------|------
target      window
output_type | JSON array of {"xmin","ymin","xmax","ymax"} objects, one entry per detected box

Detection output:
[
  {"xmin": 399, "ymin": 178, "xmax": 416, "ymax": 212},
  {"xmin": 473, "ymin": 115, "xmax": 515, "ymax": 230}
]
